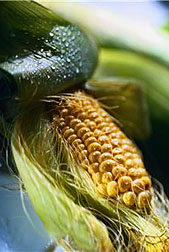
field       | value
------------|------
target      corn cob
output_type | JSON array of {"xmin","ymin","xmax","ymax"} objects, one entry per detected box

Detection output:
[{"xmin": 53, "ymin": 91, "xmax": 152, "ymax": 209}]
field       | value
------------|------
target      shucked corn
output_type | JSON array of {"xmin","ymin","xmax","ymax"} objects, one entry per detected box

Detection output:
[{"xmin": 53, "ymin": 92, "xmax": 152, "ymax": 209}]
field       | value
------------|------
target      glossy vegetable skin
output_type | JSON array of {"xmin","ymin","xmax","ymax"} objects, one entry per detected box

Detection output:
[{"xmin": 0, "ymin": 1, "xmax": 98, "ymax": 99}]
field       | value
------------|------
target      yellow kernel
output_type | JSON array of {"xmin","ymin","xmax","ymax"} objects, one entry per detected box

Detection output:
[
  {"xmin": 122, "ymin": 144, "xmax": 131, "ymax": 152},
  {"xmin": 63, "ymin": 128, "xmax": 75, "ymax": 139},
  {"xmin": 110, "ymin": 132, "xmax": 119, "ymax": 139},
  {"xmin": 133, "ymin": 158, "xmax": 144, "ymax": 168},
  {"xmin": 82, "ymin": 132, "xmax": 93, "ymax": 141},
  {"xmin": 107, "ymin": 181, "xmax": 118, "ymax": 198},
  {"xmin": 132, "ymin": 179, "xmax": 145, "ymax": 194},
  {"xmin": 97, "ymin": 184, "xmax": 107, "ymax": 196},
  {"xmin": 62, "ymin": 126, "xmax": 69, "ymax": 133},
  {"xmin": 95, "ymin": 117, "xmax": 103, "ymax": 124},
  {"xmin": 104, "ymin": 127, "xmax": 112, "ymax": 133},
  {"xmin": 98, "ymin": 122, "xmax": 107, "ymax": 129},
  {"xmin": 65, "ymin": 115, "xmax": 74, "ymax": 124},
  {"xmin": 86, "ymin": 121, "xmax": 97, "ymax": 130},
  {"xmin": 102, "ymin": 172, "xmax": 113, "ymax": 184},
  {"xmin": 70, "ymin": 118, "xmax": 81, "ymax": 128},
  {"xmin": 90, "ymin": 163, "xmax": 99, "ymax": 172},
  {"xmin": 137, "ymin": 191, "xmax": 152, "ymax": 209},
  {"xmin": 114, "ymin": 154, "xmax": 125, "ymax": 164},
  {"xmin": 88, "ymin": 142, "xmax": 101, "ymax": 153},
  {"xmin": 101, "ymin": 143, "xmax": 112, "ymax": 153},
  {"xmin": 109, "ymin": 124, "xmax": 118, "ymax": 130},
  {"xmin": 72, "ymin": 139, "xmax": 82, "ymax": 148},
  {"xmin": 92, "ymin": 172, "xmax": 102, "ymax": 185},
  {"xmin": 99, "ymin": 159, "xmax": 116, "ymax": 172},
  {"xmin": 89, "ymin": 112, "xmax": 98, "ymax": 119},
  {"xmin": 94, "ymin": 129, "xmax": 102, "ymax": 138},
  {"xmin": 77, "ymin": 127, "xmax": 90, "ymax": 137},
  {"xmin": 67, "ymin": 134, "xmax": 77, "ymax": 144},
  {"xmin": 60, "ymin": 108, "xmax": 69, "ymax": 117},
  {"xmin": 74, "ymin": 122, "xmax": 86, "ymax": 132},
  {"xmin": 111, "ymin": 139, "xmax": 120, "ymax": 147},
  {"xmin": 124, "ymin": 152, "xmax": 132, "ymax": 159},
  {"xmin": 113, "ymin": 147, "xmax": 123, "ymax": 155},
  {"xmin": 89, "ymin": 151, "xmax": 101, "ymax": 163},
  {"xmin": 85, "ymin": 137, "xmax": 97, "ymax": 146},
  {"xmin": 125, "ymin": 159, "xmax": 134, "ymax": 169},
  {"xmin": 78, "ymin": 112, "xmax": 87, "ymax": 120},
  {"xmin": 78, "ymin": 144, "xmax": 85, "ymax": 150},
  {"xmin": 128, "ymin": 168, "xmax": 147, "ymax": 179},
  {"xmin": 123, "ymin": 191, "xmax": 136, "ymax": 207},
  {"xmin": 141, "ymin": 176, "xmax": 152, "ymax": 190},
  {"xmin": 112, "ymin": 166, "xmax": 127, "ymax": 179},
  {"xmin": 99, "ymin": 153, "xmax": 113, "ymax": 163},
  {"xmin": 98, "ymin": 135, "xmax": 109, "ymax": 144},
  {"xmin": 118, "ymin": 176, "xmax": 132, "ymax": 192},
  {"xmin": 122, "ymin": 139, "xmax": 131, "ymax": 145}
]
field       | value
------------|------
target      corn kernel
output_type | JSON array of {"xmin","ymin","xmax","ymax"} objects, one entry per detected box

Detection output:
[
  {"xmin": 99, "ymin": 160, "xmax": 117, "ymax": 172},
  {"xmin": 107, "ymin": 181, "xmax": 118, "ymax": 198},
  {"xmin": 132, "ymin": 179, "xmax": 145, "ymax": 194},
  {"xmin": 123, "ymin": 191, "xmax": 136, "ymax": 207},
  {"xmin": 112, "ymin": 166, "xmax": 127, "ymax": 180},
  {"xmin": 137, "ymin": 191, "xmax": 152, "ymax": 208},
  {"xmin": 102, "ymin": 172, "xmax": 113, "ymax": 184},
  {"xmin": 118, "ymin": 176, "xmax": 132, "ymax": 192}
]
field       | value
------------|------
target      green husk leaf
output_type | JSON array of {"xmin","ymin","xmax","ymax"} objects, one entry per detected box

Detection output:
[
  {"xmin": 0, "ymin": 1, "xmax": 98, "ymax": 99},
  {"xmin": 94, "ymin": 48, "xmax": 169, "ymax": 124},
  {"xmin": 84, "ymin": 79, "xmax": 150, "ymax": 140}
]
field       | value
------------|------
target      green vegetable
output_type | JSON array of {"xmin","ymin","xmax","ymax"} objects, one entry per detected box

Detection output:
[{"xmin": 0, "ymin": 1, "xmax": 98, "ymax": 99}]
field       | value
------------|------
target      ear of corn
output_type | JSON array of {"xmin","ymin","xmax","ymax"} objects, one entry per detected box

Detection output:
[
  {"xmin": 53, "ymin": 91, "xmax": 151, "ymax": 209},
  {"xmin": 84, "ymin": 79, "xmax": 150, "ymax": 140},
  {"xmin": 11, "ymin": 92, "xmax": 169, "ymax": 251}
]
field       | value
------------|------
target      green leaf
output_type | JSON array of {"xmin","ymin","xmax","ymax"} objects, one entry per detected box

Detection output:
[
  {"xmin": 94, "ymin": 49, "xmax": 169, "ymax": 125},
  {"xmin": 0, "ymin": 1, "xmax": 98, "ymax": 99}
]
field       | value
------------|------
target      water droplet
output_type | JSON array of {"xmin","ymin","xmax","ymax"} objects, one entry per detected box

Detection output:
[
  {"xmin": 49, "ymin": 32, "xmax": 54, "ymax": 37},
  {"xmin": 51, "ymin": 65, "xmax": 55, "ymax": 70},
  {"xmin": 46, "ymin": 51, "xmax": 52, "ymax": 57},
  {"xmin": 75, "ymin": 68, "xmax": 80, "ymax": 74},
  {"xmin": 65, "ymin": 42, "xmax": 69, "ymax": 48},
  {"xmin": 66, "ymin": 58, "xmax": 70, "ymax": 63},
  {"xmin": 63, "ymin": 75, "xmax": 66, "ymax": 79}
]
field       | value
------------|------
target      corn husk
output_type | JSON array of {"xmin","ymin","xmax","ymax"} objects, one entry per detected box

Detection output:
[
  {"xmin": 11, "ymin": 97, "xmax": 169, "ymax": 251},
  {"xmin": 0, "ymin": 1, "xmax": 98, "ymax": 99}
]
